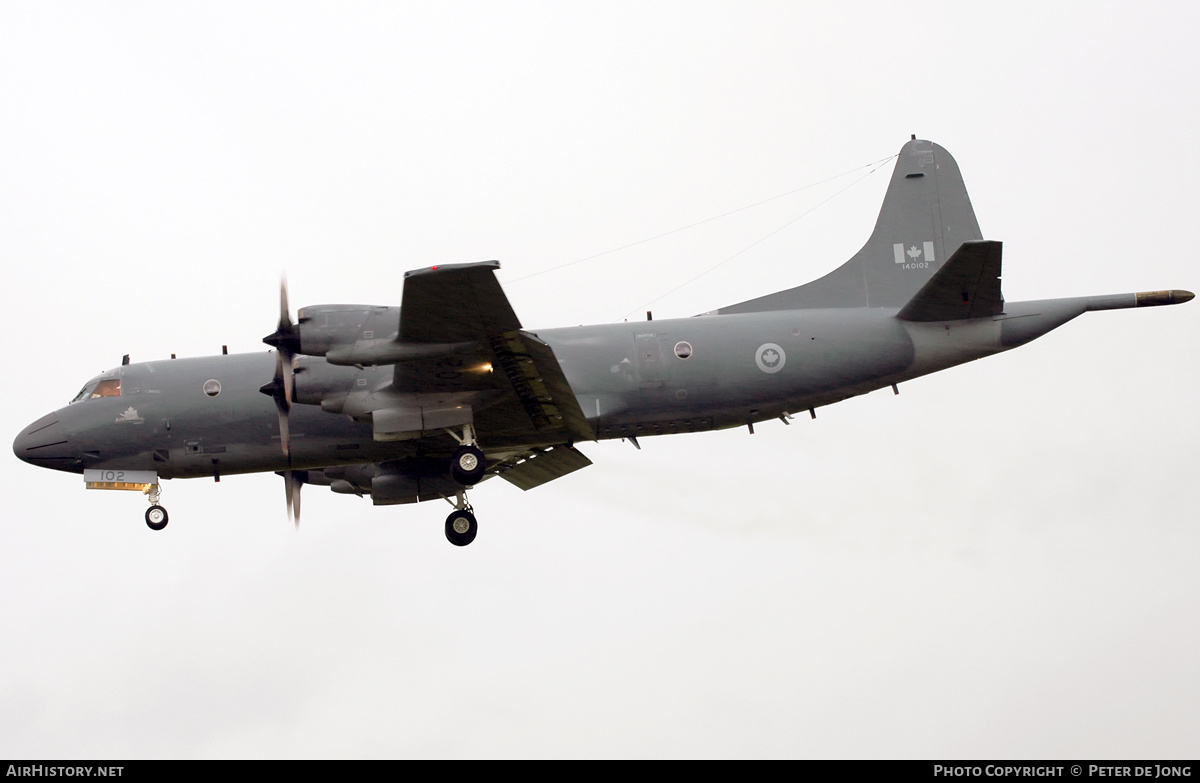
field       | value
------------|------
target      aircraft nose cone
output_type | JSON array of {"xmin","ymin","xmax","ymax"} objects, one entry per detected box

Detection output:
[{"xmin": 13, "ymin": 412, "xmax": 72, "ymax": 464}]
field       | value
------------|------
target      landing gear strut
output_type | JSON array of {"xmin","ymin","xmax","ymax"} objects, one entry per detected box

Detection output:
[
  {"xmin": 145, "ymin": 484, "xmax": 168, "ymax": 531},
  {"xmin": 444, "ymin": 491, "xmax": 478, "ymax": 547}
]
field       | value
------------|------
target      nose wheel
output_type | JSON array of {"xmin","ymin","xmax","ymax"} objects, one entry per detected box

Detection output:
[
  {"xmin": 145, "ymin": 505, "xmax": 169, "ymax": 530},
  {"xmin": 444, "ymin": 491, "xmax": 478, "ymax": 546}
]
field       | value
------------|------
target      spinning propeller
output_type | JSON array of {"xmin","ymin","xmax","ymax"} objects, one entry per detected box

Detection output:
[
  {"xmin": 260, "ymin": 276, "xmax": 304, "ymax": 528},
  {"xmin": 262, "ymin": 276, "xmax": 300, "ymax": 456}
]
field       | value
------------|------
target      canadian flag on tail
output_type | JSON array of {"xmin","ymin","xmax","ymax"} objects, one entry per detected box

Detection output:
[{"xmin": 893, "ymin": 242, "xmax": 936, "ymax": 265}]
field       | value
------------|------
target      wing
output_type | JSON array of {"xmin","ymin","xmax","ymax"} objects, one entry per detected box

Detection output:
[
  {"xmin": 399, "ymin": 260, "xmax": 520, "ymax": 342},
  {"xmin": 354, "ymin": 261, "xmax": 593, "ymax": 448}
]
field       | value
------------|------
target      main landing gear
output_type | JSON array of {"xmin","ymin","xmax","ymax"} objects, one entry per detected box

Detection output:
[
  {"xmin": 447, "ymin": 423, "xmax": 487, "ymax": 486},
  {"xmin": 444, "ymin": 491, "xmax": 477, "ymax": 547},
  {"xmin": 450, "ymin": 445, "xmax": 486, "ymax": 486},
  {"xmin": 444, "ymin": 424, "xmax": 485, "ymax": 546},
  {"xmin": 145, "ymin": 484, "xmax": 168, "ymax": 531}
]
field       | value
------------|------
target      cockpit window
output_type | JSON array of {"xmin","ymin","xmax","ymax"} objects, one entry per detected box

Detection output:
[
  {"xmin": 91, "ymin": 379, "xmax": 121, "ymax": 398},
  {"xmin": 70, "ymin": 383, "xmax": 96, "ymax": 404},
  {"xmin": 70, "ymin": 378, "xmax": 121, "ymax": 404}
]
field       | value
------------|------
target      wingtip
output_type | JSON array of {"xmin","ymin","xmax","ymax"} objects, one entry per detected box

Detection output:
[{"xmin": 1136, "ymin": 290, "xmax": 1194, "ymax": 307}]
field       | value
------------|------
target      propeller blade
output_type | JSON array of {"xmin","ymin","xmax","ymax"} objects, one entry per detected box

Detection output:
[
  {"xmin": 273, "ymin": 352, "xmax": 291, "ymax": 458},
  {"xmin": 284, "ymin": 470, "xmax": 302, "ymax": 530},
  {"xmin": 276, "ymin": 404, "xmax": 290, "ymax": 458},
  {"xmin": 282, "ymin": 352, "xmax": 294, "ymax": 407},
  {"xmin": 278, "ymin": 274, "xmax": 291, "ymax": 336},
  {"xmin": 292, "ymin": 473, "xmax": 301, "ymax": 529},
  {"xmin": 263, "ymin": 274, "xmax": 301, "ymax": 354}
]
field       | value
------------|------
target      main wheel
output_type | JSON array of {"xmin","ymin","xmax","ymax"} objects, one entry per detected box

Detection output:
[
  {"xmin": 445, "ymin": 509, "xmax": 478, "ymax": 547},
  {"xmin": 145, "ymin": 505, "xmax": 169, "ymax": 531},
  {"xmin": 449, "ymin": 445, "xmax": 486, "ymax": 486}
]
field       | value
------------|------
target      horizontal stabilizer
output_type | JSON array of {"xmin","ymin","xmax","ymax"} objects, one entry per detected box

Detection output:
[
  {"xmin": 897, "ymin": 240, "xmax": 1003, "ymax": 321},
  {"xmin": 496, "ymin": 444, "xmax": 592, "ymax": 491}
]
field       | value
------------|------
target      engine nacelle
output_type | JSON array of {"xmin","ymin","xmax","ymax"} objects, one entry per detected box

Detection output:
[
  {"xmin": 293, "ymin": 305, "xmax": 400, "ymax": 357},
  {"xmin": 291, "ymin": 356, "xmax": 362, "ymax": 407}
]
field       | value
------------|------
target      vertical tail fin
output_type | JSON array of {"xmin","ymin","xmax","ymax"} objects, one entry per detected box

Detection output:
[{"xmin": 719, "ymin": 138, "xmax": 983, "ymax": 313}]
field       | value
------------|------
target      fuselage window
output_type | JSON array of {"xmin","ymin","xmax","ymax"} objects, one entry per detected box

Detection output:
[
  {"xmin": 674, "ymin": 341, "xmax": 693, "ymax": 359},
  {"xmin": 90, "ymin": 379, "xmax": 121, "ymax": 399}
]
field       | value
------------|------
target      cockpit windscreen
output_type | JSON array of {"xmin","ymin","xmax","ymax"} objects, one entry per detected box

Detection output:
[{"xmin": 70, "ymin": 377, "xmax": 121, "ymax": 404}]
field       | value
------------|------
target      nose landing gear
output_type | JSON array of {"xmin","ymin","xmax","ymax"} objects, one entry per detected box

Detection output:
[
  {"xmin": 145, "ymin": 505, "xmax": 168, "ymax": 530},
  {"xmin": 145, "ymin": 484, "xmax": 168, "ymax": 531}
]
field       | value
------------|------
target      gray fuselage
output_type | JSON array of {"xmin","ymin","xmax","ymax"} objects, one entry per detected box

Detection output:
[{"xmin": 19, "ymin": 300, "xmax": 1079, "ymax": 481}]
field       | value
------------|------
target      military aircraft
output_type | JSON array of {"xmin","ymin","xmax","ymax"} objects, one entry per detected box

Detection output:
[{"xmin": 13, "ymin": 138, "xmax": 1193, "ymax": 546}]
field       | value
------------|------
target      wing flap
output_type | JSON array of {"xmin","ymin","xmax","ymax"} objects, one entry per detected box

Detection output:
[
  {"xmin": 897, "ymin": 240, "xmax": 1003, "ymax": 321},
  {"xmin": 490, "ymin": 330, "xmax": 593, "ymax": 442},
  {"xmin": 495, "ymin": 444, "xmax": 593, "ymax": 491}
]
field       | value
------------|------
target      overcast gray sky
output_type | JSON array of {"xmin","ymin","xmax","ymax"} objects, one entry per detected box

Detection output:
[{"xmin": 2, "ymin": 1, "xmax": 1198, "ymax": 759}]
